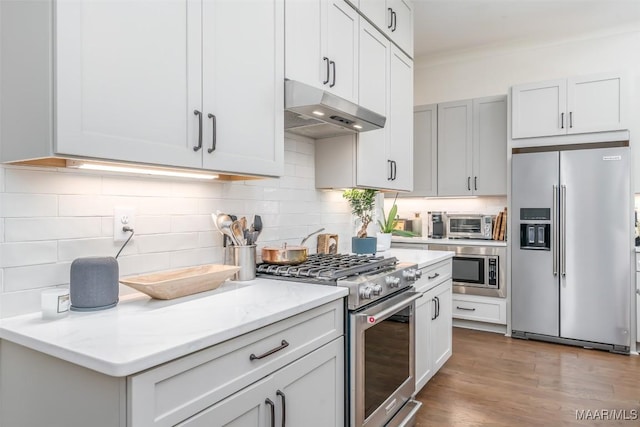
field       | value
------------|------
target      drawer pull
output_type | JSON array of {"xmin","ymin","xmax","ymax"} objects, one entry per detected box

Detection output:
[
  {"xmin": 456, "ymin": 306, "xmax": 476, "ymax": 312},
  {"xmin": 250, "ymin": 340, "xmax": 289, "ymax": 361},
  {"xmin": 427, "ymin": 272, "xmax": 440, "ymax": 280}
]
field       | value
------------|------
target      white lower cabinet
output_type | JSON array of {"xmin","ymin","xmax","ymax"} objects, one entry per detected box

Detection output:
[
  {"xmin": 452, "ymin": 294, "xmax": 506, "ymax": 325},
  {"xmin": 179, "ymin": 338, "xmax": 344, "ymax": 427},
  {"xmin": 0, "ymin": 300, "xmax": 344, "ymax": 427},
  {"xmin": 414, "ymin": 260, "xmax": 452, "ymax": 393}
]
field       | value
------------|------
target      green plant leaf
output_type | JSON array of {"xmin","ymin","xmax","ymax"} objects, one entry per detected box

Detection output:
[{"xmin": 392, "ymin": 229, "xmax": 419, "ymax": 237}]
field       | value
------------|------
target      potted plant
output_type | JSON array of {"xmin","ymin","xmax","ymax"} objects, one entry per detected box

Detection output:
[{"xmin": 343, "ymin": 188, "xmax": 378, "ymax": 254}]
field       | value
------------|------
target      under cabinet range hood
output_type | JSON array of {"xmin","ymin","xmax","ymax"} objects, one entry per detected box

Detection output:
[{"xmin": 284, "ymin": 79, "xmax": 386, "ymax": 139}]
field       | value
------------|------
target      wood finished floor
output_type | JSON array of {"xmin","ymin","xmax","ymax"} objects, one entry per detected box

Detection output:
[{"xmin": 414, "ymin": 328, "xmax": 640, "ymax": 426}]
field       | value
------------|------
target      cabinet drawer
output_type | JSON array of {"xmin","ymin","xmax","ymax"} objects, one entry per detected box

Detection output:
[
  {"xmin": 128, "ymin": 300, "xmax": 344, "ymax": 427},
  {"xmin": 415, "ymin": 260, "xmax": 452, "ymax": 294},
  {"xmin": 452, "ymin": 295, "xmax": 506, "ymax": 324}
]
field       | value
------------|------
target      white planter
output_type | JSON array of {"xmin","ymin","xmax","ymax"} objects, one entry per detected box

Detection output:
[{"xmin": 376, "ymin": 232, "xmax": 392, "ymax": 251}]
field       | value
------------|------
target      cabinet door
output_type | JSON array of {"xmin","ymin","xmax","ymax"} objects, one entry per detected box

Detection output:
[
  {"xmin": 409, "ymin": 104, "xmax": 437, "ymax": 197},
  {"xmin": 386, "ymin": 0, "xmax": 413, "ymax": 56},
  {"xmin": 274, "ymin": 338, "xmax": 344, "ymax": 427},
  {"xmin": 415, "ymin": 295, "xmax": 434, "ymax": 393},
  {"xmin": 437, "ymin": 100, "xmax": 472, "ymax": 196},
  {"xmin": 511, "ymin": 79, "xmax": 567, "ymax": 139},
  {"xmin": 202, "ymin": 0, "xmax": 284, "ymax": 177},
  {"xmin": 326, "ymin": 0, "xmax": 359, "ymax": 102},
  {"xmin": 358, "ymin": 0, "xmax": 387, "ymax": 31},
  {"xmin": 285, "ymin": 0, "xmax": 324, "ymax": 89},
  {"xmin": 55, "ymin": 0, "xmax": 202, "ymax": 169},
  {"xmin": 431, "ymin": 281, "xmax": 452, "ymax": 373},
  {"xmin": 177, "ymin": 376, "xmax": 272, "ymax": 427},
  {"xmin": 356, "ymin": 20, "xmax": 389, "ymax": 189},
  {"xmin": 387, "ymin": 46, "xmax": 413, "ymax": 191},
  {"xmin": 472, "ymin": 96, "xmax": 507, "ymax": 196},
  {"xmin": 567, "ymin": 73, "xmax": 624, "ymax": 134}
]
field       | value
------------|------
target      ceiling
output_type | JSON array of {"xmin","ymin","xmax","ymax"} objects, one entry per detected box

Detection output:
[{"xmin": 413, "ymin": 0, "xmax": 640, "ymax": 60}]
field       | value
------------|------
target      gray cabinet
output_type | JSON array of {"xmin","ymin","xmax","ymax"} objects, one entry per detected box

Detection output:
[
  {"xmin": 410, "ymin": 104, "xmax": 438, "ymax": 197},
  {"xmin": 437, "ymin": 96, "xmax": 507, "ymax": 197}
]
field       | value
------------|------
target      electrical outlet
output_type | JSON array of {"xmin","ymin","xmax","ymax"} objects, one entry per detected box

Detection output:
[{"xmin": 114, "ymin": 207, "xmax": 136, "ymax": 242}]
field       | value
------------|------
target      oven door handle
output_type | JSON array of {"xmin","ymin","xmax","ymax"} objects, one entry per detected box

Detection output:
[{"xmin": 355, "ymin": 291, "xmax": 422, "ymax": 329}]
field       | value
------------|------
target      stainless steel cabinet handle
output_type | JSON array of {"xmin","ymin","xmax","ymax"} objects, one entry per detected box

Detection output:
[
  {"xmin": 391, "ymin": 160, "xmax": 397, "ymax": 180},
  {"xmin": 387, "ymin": 7, "xmax": 393, "ymax": 28},
  {"xmin": 249, "ymin": 340, "xmax": 289, "ymax": 360},
  {"xmin": 276, "ymin": 390, "xmax": 286, "ymax": 427},
  {"xmin": 193, "ymin": 110, "xmax": 203, "ymax": 151},
  {"xmin": 431, "ymin": 298, "xmax": 437, "ymax": 320},
  {"xmin": 329, "ymin": 60, "xmax": 336, "ymax": 88},
  {"xmin": 552, "ymin": 185, "xmax": 558, "ymax": 276},
  {"xmin": 560, "ymin": 112, "xmax": 565, "ymax": 129},
  {"xmin": 474, "ymin": 176, "xmax": 478, "ymax": 191},
  {"xmin": 266, "ymin": 398, "xmax": 275, "ymax": 427},
  {"xmin": 456, "ymin": 306, "xmax": 475, "ymax": 311},
  {"xmin": 322, "ymin": 57, "xmax": 330, "ymax": 85},
  {"xmin": 207, "ymin": 113, "xmax": 216, "ymax": 153},
  {"xmin": 435, "ymin": 296, "xmax": 440, "ymax": 319},
  {"xmin": 427, "ymin": 272, "xmax": 440, "ymax": 280},
  {"xmin": 391, "ymin": 10, "xmax": 397, "ymax": 31},
  {"xmin": 561, "ymin": 184, "xmax": 567, "ymax": 277},
  {"xmin": 387, "ymin": 160, "xmax": 393, "ymax": 180}
]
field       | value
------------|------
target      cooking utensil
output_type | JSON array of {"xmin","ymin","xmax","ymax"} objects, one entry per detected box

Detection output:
[
  {"xmin": 253, "ymin": 215, "xmax": 263, "ymax": 242},
  {"xmin": 300, "ymin": 228, "xmax": 325, "ymax": 245},
  {"xmin": 213, "ymin": 211, "xmax": 240, "ymax": 246},
  {"xmin": 261, "ymin": 243, "xmax": 308, "ymax": 265},
  {"xmin": 231, "ymin": 220, "xmax": 246, "ymax": 246}
]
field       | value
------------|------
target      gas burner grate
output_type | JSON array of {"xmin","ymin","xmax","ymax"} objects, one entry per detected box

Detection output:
[{"xmin": 257, "ymin": 253, "xmax": 398, "ymax": 281}]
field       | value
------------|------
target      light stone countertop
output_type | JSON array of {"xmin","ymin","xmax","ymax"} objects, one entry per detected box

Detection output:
[
  {"xmin": 382, "ymin": 248, "xmax": 454, "ymax": 269},
  {"xmin": 0, "ymin": 279, "xmax": 347, "ymax": 377},
  {"xmin": 392, "ymin": 236, "xmax": 508, "ymax": 247}
]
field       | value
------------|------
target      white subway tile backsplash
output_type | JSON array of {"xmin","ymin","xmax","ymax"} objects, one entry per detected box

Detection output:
[
  {"xmin": 1, "ymin": 241, "xmax": 58, "ymax": 267},
  {"xmin": 5, "ymin": 167, "xmax": 102, "ymax": 194},
  {"xmin": 1, "ymin": 193, "xmax": 58, "ymax": 217},
  {"xmin": 0, "ymin": 136, "xmax": 357, "ymax": 317},
  {"xmin": 3, "ymin": 262, "xmax": 71, "ymax": 292},
  {"xmin": 5, "ymin": 217, "xmax": 103, "ymax": 242}
]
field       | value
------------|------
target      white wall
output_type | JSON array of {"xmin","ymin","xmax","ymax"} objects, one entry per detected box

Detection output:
[{"xmin": 0, "ymin": 134, "xmax": 353, "ymax": 318}]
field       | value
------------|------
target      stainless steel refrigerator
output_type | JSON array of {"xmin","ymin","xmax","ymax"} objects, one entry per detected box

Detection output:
[{"xmin": 511, "ymin": 144, "xmax": 632, "ymax": 353}]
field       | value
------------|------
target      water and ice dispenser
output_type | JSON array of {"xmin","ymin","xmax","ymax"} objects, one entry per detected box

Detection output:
[{"xmin": 519, "ymin": 208, "xmax": 551, "ymax": 250}]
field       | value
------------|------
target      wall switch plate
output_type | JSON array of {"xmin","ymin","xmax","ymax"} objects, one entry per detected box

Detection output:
[{"xmin": 114, "ymin": 207, "xmax": 136, "ymax": 242}]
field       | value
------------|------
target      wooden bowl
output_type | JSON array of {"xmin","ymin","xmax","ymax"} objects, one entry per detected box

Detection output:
[{"xmin": 120, "ymin": 264, "xmax": 241, "ymax": 300}]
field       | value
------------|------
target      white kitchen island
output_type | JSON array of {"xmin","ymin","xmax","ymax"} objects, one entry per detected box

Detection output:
[{"xmin": 0, "ymin": 279, "xmax": 347, "ymax": 427}]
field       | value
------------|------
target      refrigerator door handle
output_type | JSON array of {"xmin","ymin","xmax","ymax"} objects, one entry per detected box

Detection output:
[
  {"xmin": 552, "ymin": 185, "xmax": 558, "ymax": 276},
  {"xmin": 560, "ymin": 184, "xmax": 567, "ymax": 277}
]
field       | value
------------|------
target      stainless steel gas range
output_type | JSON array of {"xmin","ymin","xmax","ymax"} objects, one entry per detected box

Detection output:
[{"xmin": 258, "ymin": 254, "xmax": 423, "ymax": 427}]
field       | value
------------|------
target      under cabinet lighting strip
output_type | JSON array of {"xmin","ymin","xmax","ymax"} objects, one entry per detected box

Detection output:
[{"xmin": 66, "ymin": 160, "xmax": 218, "ymax": 180}]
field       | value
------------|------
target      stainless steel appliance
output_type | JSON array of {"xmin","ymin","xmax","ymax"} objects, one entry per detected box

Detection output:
[
  {"xmin": 446, "ymin": 214, "xmax": 493, "ymax": 239},
  {"xmin": 428, "ymin": 244, "xmax": 506, "ymax": 298},
  {"xmin": 257, "ymin": 254, "xmax": 423, "ymax": 427},
  {"xmin": 284, "ymin": 80, "xmax": 386, "ymax": 139},
  {"xmin": 428, "ymin": 211, "xmax": 446, "ymax": 238},
  {"xmin": 511, "ymin": 144, "xmax": 632, "ymax": 353}
]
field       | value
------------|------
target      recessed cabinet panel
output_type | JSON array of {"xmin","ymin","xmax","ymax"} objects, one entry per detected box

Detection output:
[
  {"xmin": 387, "ymin": 46, "xmax": 413, "ymax": 191},
  {"xmin": 437, "ymin": 100, "xmax": 472, "ymax": 196},
  {"xmin": 327, "ymin": 0, "xmax": 359, "ymax": 102},
  {"xmin": 406, "ymin": 105, "xmax": 437, "ymax": 197},
  {"xmin": 472, "ymin": 96, "xmax": 507, "ymax": 196},
  {"xmin": 56, "ymin": 0, "xmax": 202, "ymax": 168},
  {"xmin": 285, "ymin": 0, "xmax": 324, "ymax": 90},
  {"xmin": 568, "ymin": 74, "xmax": 623, "ymax": 134},
  {"xmin": 511, "ymin": 79, "xmax": 566, "ymax": 139},
  {"xmin": 202, "ymin": 0, "xmax": 284, "ymax": 176}
]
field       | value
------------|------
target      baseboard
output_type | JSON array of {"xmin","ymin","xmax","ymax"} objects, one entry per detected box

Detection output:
[{"xmin": 453, "ymin": 319, "xmax": 507, "ymax": 335}]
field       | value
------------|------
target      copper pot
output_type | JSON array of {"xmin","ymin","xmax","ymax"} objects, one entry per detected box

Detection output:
[{"xmin": 261, "ymin": 243, "xmax": 308, "ymax": 265}]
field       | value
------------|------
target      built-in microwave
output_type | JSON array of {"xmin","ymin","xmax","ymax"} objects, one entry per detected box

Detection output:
[
  {"xmin": 428, "ymin": 244, "xmax": 506, "ymax": 298},
  {"xmin": 446, "ymin": 214, "xmax": 493, "ymax": 239}
]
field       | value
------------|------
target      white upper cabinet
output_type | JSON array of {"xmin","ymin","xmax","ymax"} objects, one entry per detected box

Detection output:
[
  {"xmin": 285, "ymin": 0, "xmax": 359, "ymax": 103},
  {"xmin": 358, "ymin": 0, "xmax": 413, "ymax": 56},
  {"xmin": 55, "ymin": 0, "xmax": 203, "ymax": 169},
  {"xmin": 201, "ymin": 0, "xmax": 284, "ymax": 176},
  {"xmin": 2, "ymin": 0, "xmax": 284, "ymax": 178},
  {"xmin": 437, "ymin": 96, "xmax": 506, "ymax": 197},
  {"xmin": 512, "ymin": 72, "xmax": 625, "ymax": 139}
]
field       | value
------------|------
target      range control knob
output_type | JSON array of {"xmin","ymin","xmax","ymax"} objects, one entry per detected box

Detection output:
[
  {"xmin": 359, "ymin": 286, "xmax": 373, "ymax": 300},
  {"xmin": 372, "ymin": 284, "xmax": 383, "ymax": 295},
  {"xmin": 389, "ymin": 277, "xmax": 401, "ymax": 288},
  {"xmin": 414, "ymin": 269, "xmax": 423, "ymax": 279},
  {"xmin": 403, "ymin": 269, "xmax": 416, "ymax": 281}
]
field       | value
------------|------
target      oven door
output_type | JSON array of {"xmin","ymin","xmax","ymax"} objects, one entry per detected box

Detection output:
[{"xmin": 350, "ymin": 290, "xmax": 422, "ymax": 427}]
